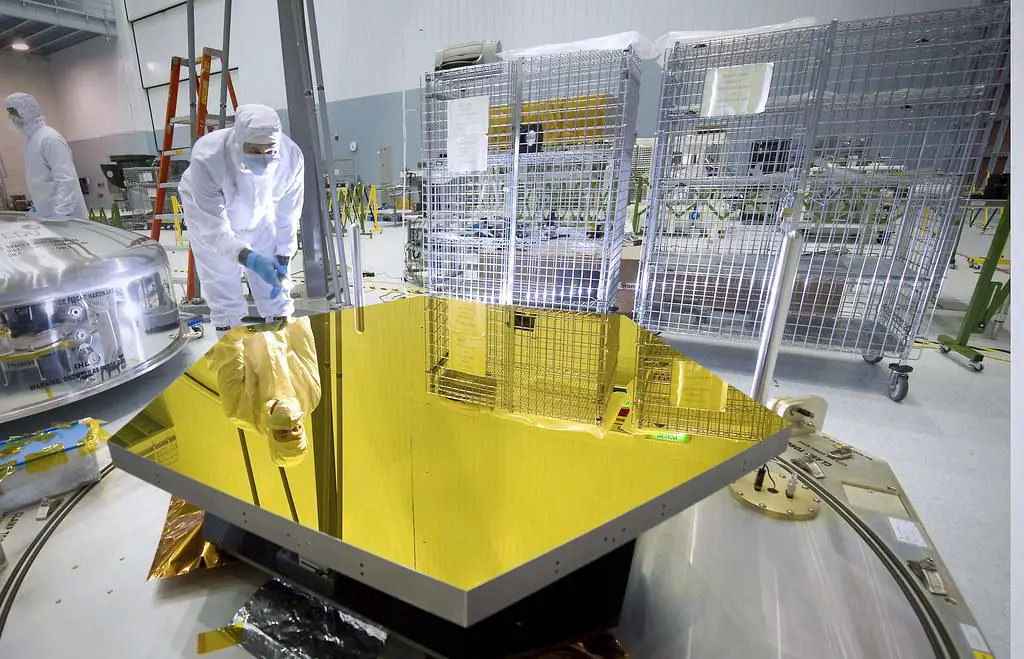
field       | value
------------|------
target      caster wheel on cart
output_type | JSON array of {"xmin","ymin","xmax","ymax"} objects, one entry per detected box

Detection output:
[
  {"xmin": 888, "ymin": 374, "xmax": 909, "ymax": 402},
  {"xmin": 862, "ymin": 354, "xmax": 883, "ymax": 364},
  {"xmin": 969, "ymin": 361, "xmax": 984, "ymax": 372},
  {"xmin": 939, "ymin": 344, "xmax": 951, "ymax": 354}
]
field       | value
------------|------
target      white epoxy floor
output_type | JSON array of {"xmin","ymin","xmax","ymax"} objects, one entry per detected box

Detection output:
[{"xmin": 0, "ymin": 222, "xmax": 1010, "ymax": 658}]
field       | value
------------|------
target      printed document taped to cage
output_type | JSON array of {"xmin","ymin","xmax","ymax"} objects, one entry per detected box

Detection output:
[
  {"xmin": 700, "ymin": 62, "xmax": 774, "ymax": 116},
  {"xmin": 447, "ymin": 299, "xmax": 488, "ymax": 376},
  {"xmin": 448, "ymin": 96, "xmax": 490, "ymax": 173}
]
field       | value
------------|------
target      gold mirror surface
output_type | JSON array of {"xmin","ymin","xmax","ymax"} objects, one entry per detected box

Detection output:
[{"xmin": 111, "ymin": 297, "xmax": 786, "ymax": 590}]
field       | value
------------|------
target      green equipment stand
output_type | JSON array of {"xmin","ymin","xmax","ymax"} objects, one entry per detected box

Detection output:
[{"xmin": 938, "ymin": 199, "xmax": 1010, "ymax": 371}]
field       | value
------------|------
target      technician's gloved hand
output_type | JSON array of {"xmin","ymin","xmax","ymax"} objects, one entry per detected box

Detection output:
[{"xmin": 240, "ymin": 249, "xmax": 288, "ymax": 297}]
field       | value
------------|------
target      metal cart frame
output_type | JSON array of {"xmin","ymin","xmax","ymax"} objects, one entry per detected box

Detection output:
[
  {"xmin": 422, "ymin": 47, "xmax": 642, "ymax": 312},
  {"xmin": 637, "ymin": 4, "xmax": 1010, "ymax": 401}
]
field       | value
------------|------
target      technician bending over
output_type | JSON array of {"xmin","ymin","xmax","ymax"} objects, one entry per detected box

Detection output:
[{"xmin": 179, "ymin": 104, "xmax": 303, "ymax": 334}]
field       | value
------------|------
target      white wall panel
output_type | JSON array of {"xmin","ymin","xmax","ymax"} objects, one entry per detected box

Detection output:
[
  {"xmin": 146, "ymin": 70, "xmax": 239, "ymax": 148},
  {"xmin": 51, "ymin": 0, "xmax": 981, "ymax": 147},
  {"xmin": 49, "ymin": 35, "xmax": 154, "ymax": 141},
  {"xmin": 125, "ymin": 0, "xmax": 186, "ymax": 21},
  {"xmin": 47, "ymin": 1, "xmax": 152, "ymax": 140},
  {"xmin": 134, "ymin": 0, "xmax": 228, "ymax": 88},
  {"xmin": 309, "ymin": 0, "xmax": 978, "ymax": 102}
]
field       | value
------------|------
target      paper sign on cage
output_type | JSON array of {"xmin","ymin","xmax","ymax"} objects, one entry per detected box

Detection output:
[
  {"xmin": 447, "ymin": 95, "xmax": 490, "ymax": 173},
  {"xmin": 700, "ymin": 62, "xmax": 774, "ymax": 117},
  {"xmin": 446, "ymin": 299, "xmax": 488, "ymax": 376},
  {"xmin": 669, "ymin": 360, "xmax": 728, "ymax": 411}
]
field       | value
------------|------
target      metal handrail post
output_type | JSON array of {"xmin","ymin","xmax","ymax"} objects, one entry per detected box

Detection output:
[{"xmin": 751, "ymin": 230, "xmax": 802, "ymax": 404}]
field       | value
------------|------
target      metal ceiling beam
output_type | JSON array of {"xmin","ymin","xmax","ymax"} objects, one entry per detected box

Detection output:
[
  {"xmin": 0, "ymin": 0, "xmax": 115, "ymax": 36},
  {"xmin": 33, "ymin": 28, "xmax": 93, "ymax": 52},
  {"xmin": 24, "ymin": 23, "xmax": 64, "ymax": 45},
  {"xmin": 0, "ymin": 19, "xmax": 32, "ymax": 40}
]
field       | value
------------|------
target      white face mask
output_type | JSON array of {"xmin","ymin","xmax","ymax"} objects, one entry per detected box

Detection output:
[
  {"xmin": 6, "ymin": 114, "xmax": 26, "ymax": 134},
  {"xmin": 241, "ymin": 153, "xmax": 274, "ymax": 177}
]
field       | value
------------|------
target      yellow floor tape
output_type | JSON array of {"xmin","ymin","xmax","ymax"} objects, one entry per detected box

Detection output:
[
  {"xmin": 196, "ymin": 624, "xmax": 245, "ymax": 654},
  {"xmin": 915, "ymin": 339, "xmax": 1011, "ymax": 363}
]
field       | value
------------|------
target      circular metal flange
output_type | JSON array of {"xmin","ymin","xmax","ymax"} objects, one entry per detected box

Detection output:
[{"xmin": 729, "ymin": 470, "xmax": 820, "ymax": 521}]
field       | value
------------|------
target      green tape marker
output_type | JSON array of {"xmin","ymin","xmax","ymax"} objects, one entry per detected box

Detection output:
[{"xmin": 647, "ymin": 432, "xmax": 690, "ymax": 443}]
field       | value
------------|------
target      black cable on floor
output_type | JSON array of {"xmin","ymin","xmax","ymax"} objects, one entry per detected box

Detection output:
[{"xmin": 0, "ymin": 463, "xmax": 115, "ymax": 636}]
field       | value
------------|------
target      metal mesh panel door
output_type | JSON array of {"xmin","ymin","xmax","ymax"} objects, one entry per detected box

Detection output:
[
  {"xmin": 511, "ymin": 50, "xmax": 641, "ymax": 311},
  {"xmin": 422, "ymin": 48, "xmax": 641, "ymax": 312},
  {"xmin": 423, "ymin": 61, "xmax": 517, "ymax": 304},
  {"xmin": 636, "ymin": 26, "xmax": 834, "ymax": 337},
  {"xmin": 801, "ymin": 4, "xmax": 1010, "ymax": 360}
]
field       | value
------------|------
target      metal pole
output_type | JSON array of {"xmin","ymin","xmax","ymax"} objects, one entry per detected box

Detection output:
[
  {"xmin": 186, "ymin": 0, "xmax": 197, "ymax": 144},
  {"xmin": 217, "ymin": 0, "xmax": 232, "ymax": 130},
  {"xmin": 348, "ymin": 223, "xmax": 365, "ymax": 332},
  {"xmin": 751, "ymin": 230, "xmax": 802, "ymax": 404},
  {"xmin": 501, "ymin": 61, "xmax": 523, "ymax": 306},
  {"xmin": 303, "ymin": 0, "xmax": 352, "ymax": 308},
  {"xmin": 749, "ymin": 23, "xmax": 832, "ymax": 403},
  {"xmin": 276, "ymin": 0, "xmax": 334, "ymax": 301}
]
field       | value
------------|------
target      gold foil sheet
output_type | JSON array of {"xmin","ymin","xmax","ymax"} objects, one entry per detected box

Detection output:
[{"xmin": 148, "ymin": 496, "xmax": 233, "ymax": 580}]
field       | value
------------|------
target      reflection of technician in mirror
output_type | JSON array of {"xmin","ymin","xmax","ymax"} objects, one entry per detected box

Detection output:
[{"xmin": 207, "ymin": 317, "xmax": 320, "ymax": 467}]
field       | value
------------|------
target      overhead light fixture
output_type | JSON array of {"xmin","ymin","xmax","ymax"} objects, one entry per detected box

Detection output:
[{"xmin": 11, "ymin": 41, "xmax": 29, "ymax": 52}]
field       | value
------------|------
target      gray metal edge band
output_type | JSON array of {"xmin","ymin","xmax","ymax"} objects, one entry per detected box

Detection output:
[
  {"xmin": 109, "ymin": 442, "xmax": 473, "ymax": 626},
  {"xmin": 465, "ymin": 426, "xmax": 791, "ymax": 625}
]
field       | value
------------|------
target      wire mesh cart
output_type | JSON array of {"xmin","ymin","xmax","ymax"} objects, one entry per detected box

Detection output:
[
  {"xmin": 637, "ymin": 5, "xmax": 1010, "ymax": 401},
  {"xmin": 421, "ymin": 44, "xmax": 641, "ymax": 312}
]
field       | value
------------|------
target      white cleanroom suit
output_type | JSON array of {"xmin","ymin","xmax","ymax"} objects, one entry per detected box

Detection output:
[
  {"xmin": 4, "ymin": 93, "xmax": 89, "ymax": 220},
  {"xmin": 178, "ymin": 104, "xmax": 304, "ymax": 328}
]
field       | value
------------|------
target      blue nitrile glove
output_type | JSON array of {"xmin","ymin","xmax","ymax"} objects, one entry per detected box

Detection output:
[{"xmin": 243, "ymin": 251, "xmax": 288, "ymax": 297}]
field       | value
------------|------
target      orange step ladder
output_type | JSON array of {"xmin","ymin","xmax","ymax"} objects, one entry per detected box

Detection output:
[{"xmin": 149, "ymin": 47, "xmax": 239, "ymax": 303}]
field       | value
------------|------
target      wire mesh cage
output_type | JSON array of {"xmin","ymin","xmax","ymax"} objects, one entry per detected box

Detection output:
[
  {"xmin": 802, "ymin": 5, "xmax": 1010, "ymax": 360},
  {"xmin": 122, "ymin": 166, "xmax": 159, "ymax": 214},
  {"xmin": 425, "ymin": 298, "xmax": 619, "ymax": 424},
  {"xmin": 638, "ymin": 4, "xmax": 1009, "ymax": 365},
  {"xmin": 632, "ymin": 329, "xmax": 787, "ymax": 441},
  {"xmin": 422, "ymin": 47, "xmax": 641, "ymax": 312},
  {"xmin": 636, "ymin": 24, "xmax": 834, "ymax": 339}
]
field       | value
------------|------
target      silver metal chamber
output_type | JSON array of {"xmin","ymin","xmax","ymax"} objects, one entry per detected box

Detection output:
[
  {"xmin": 619, "ymin": 487, "xmax": 936, "ymax": 658},
  {"xmin": 0, "ymin": 215, "xmax": 187, "ymax": 423}
]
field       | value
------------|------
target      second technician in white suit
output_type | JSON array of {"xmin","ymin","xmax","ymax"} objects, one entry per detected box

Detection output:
[
  {"xmin": 178, "ymin": 104, "xmax": 304, "ymax": 333},
  {"xmin": 4, "ymin": 92, "xmax": 89, "ymax": 220}
]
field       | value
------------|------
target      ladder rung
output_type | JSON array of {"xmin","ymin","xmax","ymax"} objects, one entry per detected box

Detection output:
[
  {"xmin": 205, "ymin": 114, "xmax": 234, "ymax": 125},
  {"xmin": 160, "ymin": 147, "xmax": 190, "ymax": 157},
  {"xmin": 153, "ymin": 214, "xmax": 180, "ymax": 221},
  {"xmin": 159, "ymin": 181, "xmax": 179, "ymax": 189},
  {"xmin": 170, "ymin": 114, "xmax": 234, "ymax": 126}
]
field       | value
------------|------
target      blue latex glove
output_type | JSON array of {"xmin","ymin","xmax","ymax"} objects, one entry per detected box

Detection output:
[{"xmin": 244, "ymin": 251, "xmax": 288, "ymax": 297}]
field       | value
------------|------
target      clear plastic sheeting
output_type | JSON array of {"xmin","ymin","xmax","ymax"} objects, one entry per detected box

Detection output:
[
  {"xmin": 499, "ymin": 31, "xmax": 657, "ymax": 61},
  {"xmin": 232, "ymin": 579, "xmax": 387, "ymax": 659},
  {"xmin": 653, "ymin": 19, "xmax": 820, "ymax": 64}
]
